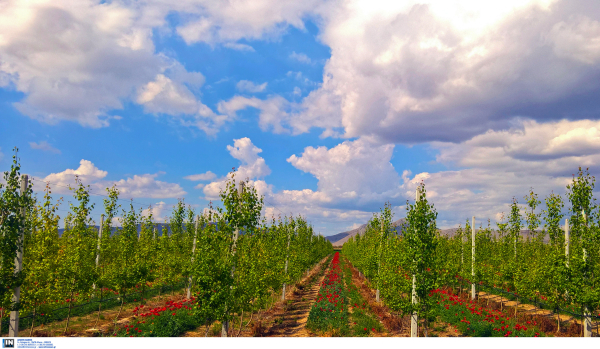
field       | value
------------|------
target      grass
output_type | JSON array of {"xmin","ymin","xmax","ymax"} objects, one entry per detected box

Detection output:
[{"xmin": 340, "ymin": 258, "xmax": 383, "ymax": 336}]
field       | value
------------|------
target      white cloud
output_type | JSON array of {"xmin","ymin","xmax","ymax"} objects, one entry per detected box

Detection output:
[
  {"xmin": 40, "ymin": 159, "xmax": 108, "ymax": 189},
  {"xmin": 236, "ymin": 80, "xmax": 268, "ymax": 93},
  {"xmin": 35, "ymin": 159, "xmax": 186, "ymax": 199},
  {"xmin": 29, "ymin": 141, "xmax": 61, "ymax": 154},
  {"xmin": 137, "ymin": 74, "xmax": 200, "ymax": 115},
  {"xmin": 0, "ymin": 0, "xmax": 161, "ymax": 128},
  {"xmin": 227, "ymin": 137, "xmax": 271, "ymax": 180},
  {"xmin": 0, "ymin": 1, "xmax": 258, "ymax": 135},
  {"xmin": 217, "ymin": 95, "xmax": 290, "ymax": 133},
  {"xmin": 548, "ymin": 14, "xmax": 600, "ymax": 64},
  {"xmin": 264, "ymin": 0, "xmax": 600, "ymax": 143},
  {"xmin": 184, "ymin": 171, "xmax": 217, "ymax": 181},
  {"xmin": 203, "ymin": 137, "xmax": 272, "ymax": 200},
  {"xmin": 287, "ymin": 137, "xmax": 401, "ymax": 207},
  {"xmin": 135, "ymin": 63, "xmax": 231, "ymax": 136},
  {"xmin": 142, "ymin": 201, "xmax": 168, "ymax": 222},
  {"xmin": 223, "ymin": 42, "xmax": 255, "ymax": 51},
  {"xmin": 173, "ymin": 0, "xmax": 322, "ymax": 45},
  {"xmin": 194, "ymin": 183, "xmax": 205, "ymax": 189},
  {"xmin": 112, "ymin": 173, "xmax": 186, "ymax": 199},
  {"xmin": 289, "ymin": 51, "xmax": 312, "ymax": 64},
  {"xmin": 391, "ymin": 118, "xmax": 600, "ymax": 228}
]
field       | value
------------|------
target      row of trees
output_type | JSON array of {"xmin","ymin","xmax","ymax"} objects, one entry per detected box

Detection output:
[
  {"xmin": 0, "ymin": 151, "xmax": 333, "ymax": 335},
  {"xmin": 343, "ymin": 167, "xmax": 600, "ymax": 336}
]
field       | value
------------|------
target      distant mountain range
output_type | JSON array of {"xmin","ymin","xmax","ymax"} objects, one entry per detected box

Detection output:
[
  {"xmin": 325, "ymin": 220, "xmax": 547, "ymax": 246},
  {"xmin": 326, "ymin": 218, "xmax": 408, "ymax": 246}
]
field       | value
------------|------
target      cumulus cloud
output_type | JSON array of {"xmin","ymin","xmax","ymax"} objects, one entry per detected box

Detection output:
[
  {"xmin": 236, "ymin": 80, "xmax": 267, "ymax": 93},
  {"xmin": 287, "ymin": 137, "xmax": 401, "ymax": 209},
  {"xmin": 142, "ymin": 201, "xmax": 168, "ymax": 222},
  {"xmin": 199, "ymin": 136, "xmax": 404, "ymax": 232},
  {"xmin": 35, "ymin": 159, "xmax": 186, "ymax": 199},
  {"xmin": 40, "ymin": 159, "xmax": 108, "ymax": 189},
  {"xmin": 184, "ymin": 171, "xmax": 217, "ymax": 181},
  {"xmin": 202, "ymin": 137, "xmax": 272, "ymax": 200},
  {"xmin": 173, "ymin": 0, "xmax": 323, "ymax": 45},
  {"xmin": 228, "ymin": 0, "xmax": 600, "ymax": 144},
  {"xmin": 0, "ymin": 0, "xmax": 161, "ymax": 127},
  {"xmin": 1, "ymin": 0, "xmax": 299, "ymax": 135},
  {"xmin": 217, "ymin": 95, "xmax": 290, "ymax": 133},
  {"xmin": 289, "ymin": 51, "xmax": 312, "ymax": 64},
  {"xmin": 391, "ymin": 118, "xmax": 600, "ymax": 228},
  {"xmin": 29, "ymin": 141, "xmax": 61, "ymax": 154},
  {"xmin": 112, "ymin": 173, "xmax": 186, "ymax": 199}
]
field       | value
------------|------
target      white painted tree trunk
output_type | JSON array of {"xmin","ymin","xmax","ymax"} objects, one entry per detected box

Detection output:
[
  {"xmin": 9, "ymin": 175, "xmax": 27, "ymax": 337},
  {"xmin": 565, "ymin": 218, "xmax": 570, "ymax": 267},
  {"xmin": 411, "ymin": 274, "xmax": 418, "ymax": 337},
  {"xmin": 187, "ymin": 216, "xmax": 199, "ymax": 299},
  {"xmin": 582, "ymin": 211, "xmax": 591, "ymax": 337},
  {"xmin": 411, "ymin": 187, "xmax": 420, "ymax": 337},
  {"xmin": 471, "ymin": 216, "xmax": 476, "ymax": 300}
]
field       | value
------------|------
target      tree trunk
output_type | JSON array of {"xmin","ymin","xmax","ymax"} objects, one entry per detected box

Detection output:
[
  {"xmin": 238, "ymin": 312, "xmax": 253, "ymax": 337},
  {"xmin": 1, "ymin": 308, "xmax": 4, "ymax": 337},
  {"xmin": 236, "ymin": 311, "xmax": 244, "ymax": 337},
  {"xmin": 64, "ymin": 291, "xmax": 74, "ymax": 334},
  {"xmin": 29, "ymin": 305, "xmax": 37, "ymax": 336},
  {"xmin": 112, "ymin": 291, "xmax": 125, "ymax": 335},
  {"xmin": 556, "ymin": 312, "xmax": 560, "ymax": 333},
  {"xmin": 204, "ymin": 321, "xmax": 212, "ymax": 337},
  {"xmin": 94, "ymin": 288, "xmax": 103, "ymax": 329}
]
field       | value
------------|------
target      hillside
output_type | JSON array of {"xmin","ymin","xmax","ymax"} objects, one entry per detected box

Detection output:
[{"xmin": 326, "ymin": 218, "xmax": 408, "ymax": 246}]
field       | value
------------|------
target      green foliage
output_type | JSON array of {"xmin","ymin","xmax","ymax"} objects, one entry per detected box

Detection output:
[{"xmin": 0, "ymin": 159, "xmax": 333, "ymax": 334}]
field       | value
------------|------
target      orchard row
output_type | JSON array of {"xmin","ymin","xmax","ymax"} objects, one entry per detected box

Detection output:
[
  {"xmin": 0, "ymin": 151, "xmax": 333, "ymax": 335},
  {"xmin": 343, "ymin": 167, "xmax": 600, "ymax": 336}
]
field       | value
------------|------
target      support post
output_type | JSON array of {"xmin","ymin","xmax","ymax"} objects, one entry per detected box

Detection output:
[
  {"xmin": 411, "ymin": 187, "xmax": 420, "ymax": 337},
  {"xmin": 187, "ymin": 216, "xmax": 200, "ymax": 299},
  {"xmin": 471, "ymin": 216, "xmax": 476, "ymax": 300},
  {"xmin": 8, "ymin": 174, "xmax": 28, "ymax": 337}
]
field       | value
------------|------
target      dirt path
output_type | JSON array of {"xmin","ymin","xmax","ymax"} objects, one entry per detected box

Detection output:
[
  {"xmin": 343, "ymin": 257, "xmax": 409, "ymax": 337},
  {"xmin": 180, "ymin": 256, "xmax": 332, "ymax": 337},
  {"xmin": 261, "ymin": 258, "xmax": 330, "ymax": 337}
]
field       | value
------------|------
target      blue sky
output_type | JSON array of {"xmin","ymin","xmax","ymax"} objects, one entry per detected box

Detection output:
[{"xmin": 2, "ymin": 0, "xmax": 600, "ymax": 235}]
